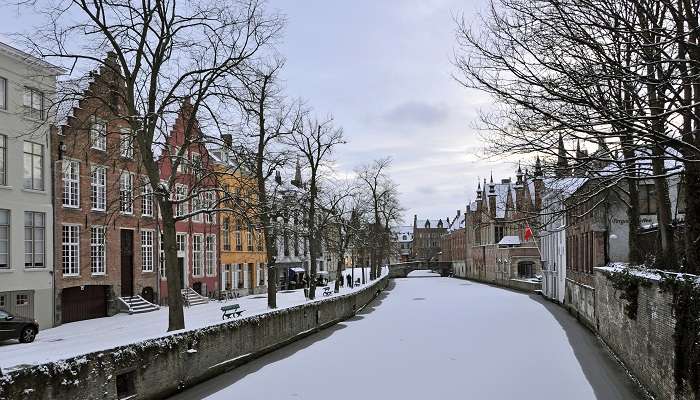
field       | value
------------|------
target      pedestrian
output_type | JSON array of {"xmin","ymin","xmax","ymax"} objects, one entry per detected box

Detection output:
[{"xmin": 346, "ymin": 274, "xmax": 352, "ymax": 287}]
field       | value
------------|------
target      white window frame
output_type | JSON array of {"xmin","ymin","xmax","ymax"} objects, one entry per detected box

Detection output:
[
  {"xmin": 23, "ymin": 87, "xmax": 44, "ymax": 120},
  {"xmin": 176, "ymin": 232, "xmax": 187, "ymax": 253},
  {"xmin": 204, "ymin": 191, "xmax": 215, "ymax": 223},
  {"xmin": 192, "ymin": 234, "xmax": 203, "ymax": 277},
  {"xmin": 141, "ymin": 177, "xmax": 153, "ymax": 217},
  {"xmin": 120, "ymin": 128, "xmax": 133, "ymax": 158},
  {"xmin": 0, "ymin": 77, "xmax": 6, "ymax": 111},
  {"xmin": 0, "ymin": 209, "xmax": 9, "ymax": 269},
  {"xmin": 23, "ymin": 141, "xmax": 44, "ymax": 191},
  {"xmin": 159, "ymin": 234, "xmax": 166, "ymax": 279},
  {"xmin": 120, "ymin": 171, "xmax": 134, "ymax": 214},
  {"xmin": 90, "ymin": 226, "xmax": 106, "ymax": 275},
  {"xmin": 62, "ymin": 160, "xmax": 80, "ymax": 208},
  {"xmin": 174, "ymin": 184, "xmax": 187, "ymax": 217},
  {"xmin": 24, "ymin": 211, "xmax": 45, "ymax": 268},
  {"xmin": 62, "ymin": 225, "xmax": 80, "ymax": 276},
  {"xmin": 141, "ymin": 230, "xmax": 154, "ymax": 272},
  {"xmin": 91, "ymin": 166, "xmax": 107, "ymax": 211},
  {"xmin": 205, "ymin": 234, "xmax": 216, "ymax": 276},
  {"xmin": 0, "ymin": 134, "xmax": 6, "ymax": 186},
  {"xmin": 191, "ymin": 193, "xmax": 202, "ymax": 222},
  {"xmin": 90, "ymin": 116, "xmax": 107, "ymax": 151}
]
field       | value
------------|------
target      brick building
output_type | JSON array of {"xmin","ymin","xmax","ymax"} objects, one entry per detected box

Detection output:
[
  {"xmin": 462, "ymin": 164, "xmax": 544, "ymax": 290},
  {"xmin": 158, "ymin": 102, "xmax": 220, "ymax": 301},
  {"xmin": 52, "ymin": 54, "xmax": 160, "ymax": 324},
  {"xmin": 390, "ymin": 225, "xmax": 413, "ymax": 263},
  {"xmin": 411, "ymin": 216, "xmax": 446, "ymax": 261},
  {"xmin": 440, "ymin": 210, "xmax": 466, "ymax": 276}
]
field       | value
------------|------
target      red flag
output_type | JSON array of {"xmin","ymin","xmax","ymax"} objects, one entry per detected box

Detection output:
[{"xmin": 524, "ymin": 224, "xmax": 533, "ymax": 241}]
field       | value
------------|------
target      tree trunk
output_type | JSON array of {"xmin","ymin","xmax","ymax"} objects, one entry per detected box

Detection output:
[{"xmin": 160, "ymin": 201, "xmax": 185, "ymax": 331}]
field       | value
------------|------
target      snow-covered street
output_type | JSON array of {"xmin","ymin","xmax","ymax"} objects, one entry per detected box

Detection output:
[{"xmin": 170, "ymin": 272, "xmax": 644, "ymax": 400}]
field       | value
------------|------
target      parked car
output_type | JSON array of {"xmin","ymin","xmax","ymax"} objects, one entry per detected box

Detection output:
[{"xmin": 0, "ymin": 309, "xmax": 39, "ymax": 343}]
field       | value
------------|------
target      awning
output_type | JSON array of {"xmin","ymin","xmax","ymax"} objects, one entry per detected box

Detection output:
[
  {"xmin": 317, "ymin": 271, "xmax": 329, "ymax": 276},
  {"xmin": 290, "ymin": 267, "xmax": 306, "ymax": 273},
  {"xmin": 498, "ymin": 235, "xmax": 521, "ymax": 246}
]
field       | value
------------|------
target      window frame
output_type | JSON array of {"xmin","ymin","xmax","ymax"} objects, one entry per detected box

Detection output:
[
  {"xmin": 23, "ymin": 141, "xmax": 44, "ymax": 191},
  {"xmin": 0, "ymin": 209, "xmax": 9, "ymax": 269},
  {"xmin": 141, "ymin": 177, "xmax": 153, "ymax": 217},
  {"xmin": 0, "ymin": 77, "xmax": 6, "ymax": 111},
  {"xmin": 62, "ymin": 160, "xmax": 80, "ymax": 208},
  {"xmin": 23, "ymin": 87, "xmax": 45, "ymax": 120},
  {"xmin": 192, "ymin": 234, "xmax": 203, "ymax": 276},
  {"xmin": 91, "ymin": 166, "xmax": 107, "ymax": 211},
  {"xmin": 205, "ymin": 234, "xmax": 216, "ymax": 276},
  {"xmin": 62, "ymin": 224, "xmax": 80, "ymax": 276},
  {"xmin": 141, "ymin": 230, "xmax": 154, "ymax": 272},
  {"xmin": 120, "ymin": 171, "xmax": 134, "ymax": 214},
  {"xmin": 0, "ymin": 134, "xmax": 6, "ymax": 186},
  {"xmin": 90, "ymin": 226, "xmax": 106, "ymax": 275},
  {"xmin": 90, "ymin": 116, "xmax": 107, "ymax": 151},
  {"xmin": 119, "ymin": 128, "xmax": 133, "ymax": 159},
  {"xmin": 24, "ymin": 211, "xmax": 45, "ymax": 268}
]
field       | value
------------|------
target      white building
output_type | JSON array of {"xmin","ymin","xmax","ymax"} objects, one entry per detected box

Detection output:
[{"xmin": 0, "ymin": 41, "xmax": 61, "ymax": 328}]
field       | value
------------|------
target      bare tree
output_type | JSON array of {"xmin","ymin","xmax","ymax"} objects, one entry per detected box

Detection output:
[
  {"xmin": 285, "ymin": 116, "xmax": 345, "ymax": 299},
  {"xmin": 25, "ymin": 0, "xmax": 283, "ymax": 330}
]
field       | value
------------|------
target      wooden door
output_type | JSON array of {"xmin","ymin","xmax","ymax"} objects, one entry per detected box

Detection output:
[{"xmin": 121, "ymin": 230, "xmax": 134, "ymax": 297}]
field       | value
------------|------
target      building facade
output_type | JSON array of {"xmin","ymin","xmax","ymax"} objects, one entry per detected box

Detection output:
[
  {"xmin": 411, "ymin": 216, "xmax": 446, "ymax": 261},
  {"xmin": 390, "ymin": 225, "xmax": 413, "ymax": 264},
  {"xmin": 0, "ymin": 41, "xmax": 61, "ymax": 328},
  {"xmin": 158, "ymin": 103, "xmax": 220, "ymax": 301},
  {"xmin": 440, "ymin": 210, "xmax": 466, "ymax": 276},
  {"xmin": 52, "ymin": 54, "xmax": 160, "ymax": 324}
]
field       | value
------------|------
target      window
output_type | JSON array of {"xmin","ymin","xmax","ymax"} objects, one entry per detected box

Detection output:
[
  {"xmin": 205, "ymin": 235, "xmax": 215, "ymax": 276},
  {"xmin": 258, "ymin": 263, "xmax": 265, "ymax": 285},
  {"xmin": 0, "ymin": 134, "xmax": 5, "ymax": 186},
  {"xmin": 141, "ymin": 230, "xmax": 154, "ymax": 272},
  {"xmin": 235, "ymin": 221, "xmax": 242, "ymax": 251},
  {"xmin": 247, "ymin": 225, "xmax": 254, "ymax": 251},
  {"xmin": 120, "ymin": 128, "xmax": 133, "ymax": 158},
  {"xmin": 141, "ymin": 178, "xmax": 153, "ymax": 217},
  {"xmin": 90, "ymin": 116, "xmax": 107, "ymax": 151},
  {"xmin": 23, "ymin": 87, "xmax": 44, "ymax": 120},
  {"xmin": 120, "ymin": 172, "xmax": 133, "ymax": 214},
  {"xmin": 159, "ymin": 235, "xmax": 166, "ymax": 278},
  {"xmin": 678, "ymin": 178, "xmax": 687, "ymax": 215},
  {"xmin": 176, "ymin": 233, "xmax": 187, "ymax": 252},
  {"xmin": 190, "ymin": 153, "xmax": 203, "ymax": 179},
  {"xmin": 0, "ymin": 295, "xmax": 4, "ymax": 308},
  {"xmin": 24, "ymin": 212, "xmax": 45, "ymax": 268},
  {"xmin": 495, "ymin": 226, "xmax": 505, "ymax": 243},
  {"xmin": 16, "ymin": 294, "xmax": 29, "ymax": 306},
  {"xmin": 204, "ymin": 191, "xmax": 215, "ymax": 223},
  {"xmin": 256, "ymin": 229, "xmax": 263, "ymax": 251},
  {"xmin": 236, "ymin": 264, "xmax": 244, "ymax": 289},
  {"xmin": 175, "ymin": 185, "xmax": 187, "ymax": 217},
  {"xmin": 90, "ymin": 226, "xmax": 106, "ymax": 275},
  {"xmin": 62, "ymin": 225, "xmax": 80, "ymax": 276},
  {"xmin": 62, "ymin": 160, "xmax": 80, "ymax": 208},
  {"xmin": 91, "ymin": 166, "xmax": 106, "ymax": 211},
  {"xmin": 0, "ymin": 210, "xmax": 8, "ymax": 269},
  {"xmin": 23, "ymin": 142, "xmax": 44, "ymax": 190},
  {"xmin": 0, "ymin": 77, "xmax": 6, "ymax": 110},
  {"xmin": 222, "ymin": 218, "xmax": 231, "ymax": 251},
  {"xmin": 191, "ymin": 194, "xmax": 202, "ymax": 222},
  {"xmin": 192, "ymin": 235, "xmax": 203, "ymax": 276},
  {"xmin": 639, "ymin": 184, "xmax": 658, "ymax": 215}
]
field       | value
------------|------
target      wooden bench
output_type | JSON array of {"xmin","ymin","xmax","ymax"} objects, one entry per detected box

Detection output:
[
  {"xmin": 221, "ymin": 304, "xmax": 245, "ymax": 320},
  {"xmin": 323, "ymin": 286, "xmax": 333, "ymax": 297}
]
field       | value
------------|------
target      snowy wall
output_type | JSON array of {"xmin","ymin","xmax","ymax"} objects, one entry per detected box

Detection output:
[
  {"xmin": 0, "ymin": 276, "xmax": 389, "ymax": 400},
  {"xmin": 564, "ymin": 278, "xmax": 596, "ymax": 330},
  {"xmin": 595, "ymin": 271, "xmax": 683, "ymax": 400}
]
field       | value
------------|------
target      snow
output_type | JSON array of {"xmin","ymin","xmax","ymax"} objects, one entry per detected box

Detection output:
[
  {"xmin": 0, "ymin": 268, "xmax": 379, "ymax": 374},
  {"xmin": 596, "ymin": 263, "xmax": 700, "ymax": 284},
  {"xmin": 497, "ymin": 235, "xmax": 521, "ymax": 246},
  {"xmin": 170, "ymin": 276, "xmax": 642, "ymax": 400}
]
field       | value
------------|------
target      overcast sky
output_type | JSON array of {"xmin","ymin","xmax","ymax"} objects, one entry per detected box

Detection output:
[{"xmin": 0, "ymin": 0, "xmax": 516, "ymax": 225}]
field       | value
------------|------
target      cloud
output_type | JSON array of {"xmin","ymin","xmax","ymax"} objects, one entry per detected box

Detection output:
[{"xmin": 379, "ymin": 101, "xmax": 449, "ymax": 127}]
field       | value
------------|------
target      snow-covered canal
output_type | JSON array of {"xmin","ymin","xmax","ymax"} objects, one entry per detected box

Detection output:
[{"xmin": 171, "ymin": 272, "xmax": 644, "ymax": 400}]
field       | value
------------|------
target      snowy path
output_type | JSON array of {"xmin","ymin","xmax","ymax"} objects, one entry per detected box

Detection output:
[
  {"xmin": 170, "ymin": 271, "xmax": 644, "ymax": 400},
  {"xmin": 0, "ymin": 268, "xmax": 375, "ymax": 373}
]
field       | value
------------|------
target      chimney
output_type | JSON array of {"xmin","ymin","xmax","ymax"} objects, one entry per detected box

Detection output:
[{"xmin": 488, "ymin": 173, "xmax": 497, "ymax": 218}]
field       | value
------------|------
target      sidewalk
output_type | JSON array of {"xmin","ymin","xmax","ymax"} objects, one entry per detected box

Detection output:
[{"xmin": 0, "ymin": 268, "xmax": 380, "ymax": 373}]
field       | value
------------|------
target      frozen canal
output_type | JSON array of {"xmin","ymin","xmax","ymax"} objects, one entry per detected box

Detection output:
[{"xmin": 171, "ymin": 272, "xmax": 644, "ymax": 400}]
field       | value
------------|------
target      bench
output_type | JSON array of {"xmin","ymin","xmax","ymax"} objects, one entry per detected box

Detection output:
[
  {"xmin": 221, "ymin": 304, "xmax": 245, "ymax": 320},
  {"xmin": 355, "ymin": 278, "xmax": 361, "ymax": 287},
  {"xmin": 323, "ymin": 286, "xmax": 333, "ymax": 297}
]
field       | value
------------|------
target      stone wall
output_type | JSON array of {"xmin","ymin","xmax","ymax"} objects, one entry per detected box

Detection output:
[
  {"xmin": 595, "ymin": 270, "xmax": 685, "ymax": 400},
  {"xmin": 0, "ymin": 276, "xmax": 388, "ymax": 400},
  {"xmin": 564, "ymin": 278, "xmax": 596, "ymax": 330}
]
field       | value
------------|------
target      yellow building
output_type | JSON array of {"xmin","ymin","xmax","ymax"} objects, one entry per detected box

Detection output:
[{"xmin": 217, "ymin": 167, "xmax": 267, "ymax": 296}]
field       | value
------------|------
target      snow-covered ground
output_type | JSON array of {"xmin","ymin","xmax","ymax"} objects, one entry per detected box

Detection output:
[
  {"xmin": 171, "ymin": 273, "xmax": 644, "ymax": 400},
  {"xmin": 0, "ymin": 268, "xmax": 377, "ymax": 373}
]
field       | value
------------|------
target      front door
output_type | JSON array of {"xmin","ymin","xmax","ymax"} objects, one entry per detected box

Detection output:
[
  {"xmin": 178, "ymin": 257, "xmax": 185, "ymax": 289},
  {"xmin": 121, "ymin": 230, "xmax": 134, "ymax": 297}
]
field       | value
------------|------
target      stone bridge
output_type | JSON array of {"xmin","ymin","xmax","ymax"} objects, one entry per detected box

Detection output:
[{"xmin": 387, "ymin": 261, "xmax": 452, "ymax": 278}]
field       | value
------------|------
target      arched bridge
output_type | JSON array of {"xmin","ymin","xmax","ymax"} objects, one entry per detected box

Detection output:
[{"xmin": 387, "ymin": 261, "xmax": 452, "ymax": 278}]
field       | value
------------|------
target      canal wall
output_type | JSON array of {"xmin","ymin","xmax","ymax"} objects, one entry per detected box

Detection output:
[
  {"xmin": 594, "ymin": 269, "xmax": 692, "ymax": 400},
  {"xmin": 0, "ymin": 276, "xmax": 389, "ymax": 400},
  {"xmin": 564, "ymin": 278, "xmax": 596, "ymax": 330}
]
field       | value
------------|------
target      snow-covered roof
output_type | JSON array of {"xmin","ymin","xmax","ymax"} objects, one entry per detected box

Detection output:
[{"xmin": 498, "ymin": 235, "xmax": 521, "ymax": 246}]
